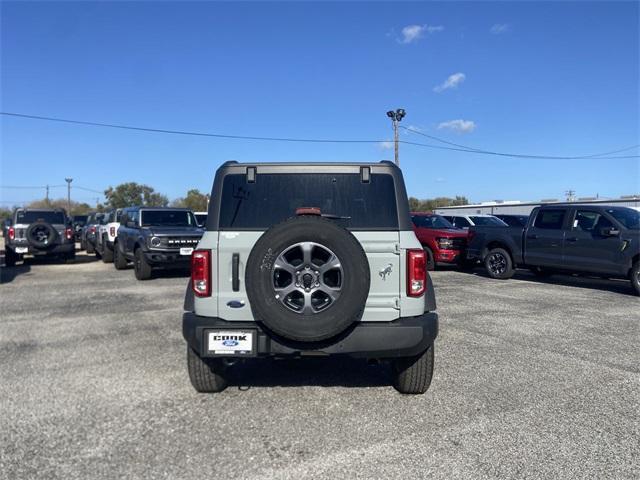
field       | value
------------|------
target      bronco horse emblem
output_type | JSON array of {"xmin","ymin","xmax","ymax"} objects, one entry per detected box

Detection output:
[{"xmin": 379, "ymin": 263, "xmax": 393, "ymax": 280}]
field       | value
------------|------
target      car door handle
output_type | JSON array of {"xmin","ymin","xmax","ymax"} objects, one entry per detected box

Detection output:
[
  {"xmin": 526, "ymin": 234, "xmax": 538, "ymax": 240},
  {"xmin": 566, "ymin": 237, "xmax": 578, "ymax": 242}
]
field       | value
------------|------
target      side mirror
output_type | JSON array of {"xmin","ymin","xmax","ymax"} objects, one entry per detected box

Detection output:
[{"xmin": 599, "ymin": 227, "xmax": 620, "ymax": 237}]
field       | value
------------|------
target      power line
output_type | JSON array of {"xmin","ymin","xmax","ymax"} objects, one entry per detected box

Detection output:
[
  {"xmin": 2, "ymin": 111, "xmax": 638, "ymax": 160},
  {"xmin": 400, "ymin": 125, "xmax": 640, "ymax": 160}
]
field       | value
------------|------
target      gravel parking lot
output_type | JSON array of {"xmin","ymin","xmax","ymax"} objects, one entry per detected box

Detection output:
[{"xmin": 1, "ymin": 251, "xmax": 638, "ymax": 479}]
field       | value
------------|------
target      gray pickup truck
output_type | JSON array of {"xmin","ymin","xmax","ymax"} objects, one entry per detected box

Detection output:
[{"xmin": 467, "ymin": 204, "xmax": 640, "ymax": 295}]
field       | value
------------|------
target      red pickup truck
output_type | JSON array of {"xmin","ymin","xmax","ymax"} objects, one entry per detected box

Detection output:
[{"xmin": 411, "ymin": 212, "xmax": 469, "ymax": 270}]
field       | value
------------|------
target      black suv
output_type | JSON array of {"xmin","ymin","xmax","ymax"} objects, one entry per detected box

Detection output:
[
  {"xmin": 114, "ymin": 207, "xmax": 203, "ymax": 280},
  {"xmin": 4, "ymin": 208, "xmax": 75, "ymax": 266}
]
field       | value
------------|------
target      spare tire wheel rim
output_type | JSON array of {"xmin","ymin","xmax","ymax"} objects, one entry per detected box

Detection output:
[
  {"xmin": 272, "ymin": 241, "xmax": 343, "ymax": 314},
  {"xmin": 31, "ymin": 224, "xmax": 51, "ymax": 245}
]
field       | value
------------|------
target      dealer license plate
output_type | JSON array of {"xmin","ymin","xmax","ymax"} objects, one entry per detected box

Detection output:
[
  {"xmin": 180, "ymin": 247, "xmax": 194, "ymax": 256},
  {"xmin": 207, "ymin": 330, "xmax": 254, "ymax": 355},
  {"xmin": 15, "ymin": 247, "xmax": 28, "ymax": 254}
]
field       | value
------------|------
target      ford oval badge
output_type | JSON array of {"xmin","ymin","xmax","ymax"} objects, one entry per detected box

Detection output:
[
  {"xmin": 226, "ymin": 300, "xmax": 245, "ymax": 309},
  {"xmin": 222, "ymin": 339, "xmax": 239, "ymax": 347}
]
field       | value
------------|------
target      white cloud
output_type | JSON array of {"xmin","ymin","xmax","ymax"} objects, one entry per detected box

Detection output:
[
  {"xmin": 490, "ymin": 23, "xmax": 510, "ymax": 34},
  {"xmin": 437, "ymin": 119, "xmax": 477, "ymax": 134},
  {"xmin": 378, "ymin": 141, "xmax": 394, "ymax": 150},
  {"xmin": 433, "ymin": 72, "xmax": 466, "ymax": 93},
  {"xmin": 398, "ymin": 24, "xmax": 444, "ymax": 44}
]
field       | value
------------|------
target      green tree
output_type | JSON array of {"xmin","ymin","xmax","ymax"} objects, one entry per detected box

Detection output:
[
  {"xmin": 171, "ymin": 189, "xmax": 209, "ymax": 211},
  {"xmin": 104, "ymin": 183, "xmax": 169, "ymax": 209},
  {"xmin": 0, "ymin": 207, "xmax": 12, "ymax": 220},
  {"xmin": 408, "ymin": 196, "xmax": 469, "ymax": 212},
  {"xmin": 25, "ymin": 198, "xmax": 94, "ymax": 216}
]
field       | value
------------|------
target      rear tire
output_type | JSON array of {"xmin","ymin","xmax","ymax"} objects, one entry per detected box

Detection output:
[
  {"xmin": 424, "ymin": 247, "xmax": 435, "ymax": 271},
  {"xmin": 187, "ymin": 347, "xmax": 228, "ymax": 393},
  {"xmin": 630, "ymin": 261, "xmax": 640, "ymax": 296},
  {"xmin": 484, "ymin": 247, "xmax": 515, "ymax": 279},
  {"xmin": 101, "ymin": 237, "xmax": 114, "ymax": 263},
  {"xmin": 134, "ymin": 248, "xmax": 152, "ymax": 280},
  {"xmin": 65, "ymin": 251, "xmax": 76, "ymax": 264},
  {"xmin": 87, "ymin": 241, "xmax": 95, "ymax": 254},
  {"xmin": 113, "ymin": 242, "xmax": 128, "ymax": 270},
  {"xmin": 393, "ymin": 345, "xmax": 435, "ymax": 395},
  {"xmin": 5, "ymin": 249, "xmax": 18, "ymax": 267}
]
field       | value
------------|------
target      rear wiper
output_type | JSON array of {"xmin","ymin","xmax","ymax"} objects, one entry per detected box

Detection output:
[{"xmin": 321, "ymin": 213, "xmax": 351, "ymax": 220}]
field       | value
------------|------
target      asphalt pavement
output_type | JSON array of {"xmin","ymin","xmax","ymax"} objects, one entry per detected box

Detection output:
[{"xmin": 1, "ymin": 251, "xmax": 638, "ymax": 479}]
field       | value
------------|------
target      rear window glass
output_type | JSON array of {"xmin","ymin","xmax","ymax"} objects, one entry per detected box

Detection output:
[
  {"xmin": 17, "ymin": 211, "xmax": 65, "ymax": 224},
  {"xmin": 606, "ymin": 207, "xmax": 639, "ymax": 230},
  {"xmin": 218, "ymin": 173, "xmax": 398, "ymax": 230},
  {"xmin": 533, "ymin": 210, "xmax": 565, "ymax": 229},
  {"xmin": 141, "ymin": 210, "xmax": 197, "ymax": 227},
  {"xmin": 470, "ymin": 216, "xmax": 507, "ymax": 226}
]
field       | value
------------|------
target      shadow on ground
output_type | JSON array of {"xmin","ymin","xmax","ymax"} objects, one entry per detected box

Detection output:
[
  {"xmin": 224, "ymin": 357, "xmax": 392, "ymax": 390},
  {"xmin": 456, "ymin": 265, "xmax": 634, "ymax": 296},
  {"xmin": 0, "ymin": 263, "xmax": 32, "ymax": 284}
]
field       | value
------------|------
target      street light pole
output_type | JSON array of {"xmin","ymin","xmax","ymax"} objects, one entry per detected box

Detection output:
[
  {"xmin": 386, "ymin": 108, "xmax": 406, "ymax": 166},
  {"xmin": 65, "ymin": 177, "xmax": 73, "ymax": 213}
]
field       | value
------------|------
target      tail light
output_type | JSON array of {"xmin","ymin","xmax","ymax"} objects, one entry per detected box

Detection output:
[
  {"xmin": 89, "ymin": 226, "xmax": 96, "ymax": 234},
  {"xmin": 110, "ymin": 226, "xmax": 116, "ymax": 237},
  {"xmin": 407, "ymin": 249, "xmax": 426, "ymax": 297},
  {"xmin": 65, "ymin": 228, "xmax": 73, "ymax": 241},
  {"xmin": 8, "ymin": 227, "xmax": 15, "ymax": 240},
  {"xmin": 191, "ymin": 249, "xmax": 211, "ymax": 297}
]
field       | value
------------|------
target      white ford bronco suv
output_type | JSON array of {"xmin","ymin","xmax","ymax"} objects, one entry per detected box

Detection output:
[{"xmin": 183, "ymin": 161, "xmax": 438, "ymax": 394}]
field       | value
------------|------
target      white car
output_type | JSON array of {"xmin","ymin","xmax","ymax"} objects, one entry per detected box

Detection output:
[
  {"xmin": 442, "ymin": 214, "xmax": 508, "ymax": 229},
  {"xmin": 95, "ymin": 208, "xmax": 123, "ymax": 262}
]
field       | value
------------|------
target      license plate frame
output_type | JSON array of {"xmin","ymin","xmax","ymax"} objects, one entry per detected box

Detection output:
[
  {"xmin": 15, "ymin": 247, "xmax": 28, "ymax": 254},
  {"xmin": 180, "ymin": 247, "xmax": 194, "ymax": 256},
  {"xmin": 205, "ymin": 329, "xmax": 257, "ymax": 357}
]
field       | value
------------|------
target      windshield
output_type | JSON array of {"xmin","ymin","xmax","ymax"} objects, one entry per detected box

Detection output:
[
  {"xmin": 606, "ymin": 207, "xmax": 639, "ymax": 229},
  {"xmin": 470, "ymin": 216, "xmax": 508, "ymax": 226},
  {"xmin": 412, "ymin": 215, "xmax": 454, "ymax": 229},
  {"xmin": 141, "ymin": 210, "xmax": 197, "ymax": 227},
  {"xmin": 16, "ymin": 211, "xmax": 66, "ymax": 224}
]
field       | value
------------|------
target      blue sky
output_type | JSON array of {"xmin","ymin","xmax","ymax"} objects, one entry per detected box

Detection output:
[{"xmin": 1, "ymin": 1, "xmax": 638, "ymax": 207}]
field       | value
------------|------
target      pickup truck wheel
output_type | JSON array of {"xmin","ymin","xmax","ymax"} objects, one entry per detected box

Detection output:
[
  {"xmin": 134, "ymin": 248, "xmax": 152, "ymax": 280},
  {"xmin": 392, "ymin": 344, "xmax": 434, "ymax": 394},
  {"xmin": 101, "ymin": 238, "xmax": 114, "ymax": 263},
  {"xmin": 424, "ymin": 247, "xmax": 435, "ymax": 271},
  {"xmin": 485, "ymin": 247, "xmax": 514, "ymax": 279},
  {"xmin": 631, "ymin": 261, "xmax": 640, "ymax": 296},
  {"xmin": 187, "ymin": 347, "xmax": 227, "ymax": 393},
  {"xmin": 113, "ymin": 243, "xmax": 128, "ymax": 270}
]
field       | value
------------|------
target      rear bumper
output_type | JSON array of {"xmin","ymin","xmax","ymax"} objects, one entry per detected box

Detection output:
[
  {"xmin": 7, "ymin": 242, "xmax": 74, "ymax": 255},
  {"xmin": 183, "ymin": 311, "xmax": 438, "ymax": 359}
]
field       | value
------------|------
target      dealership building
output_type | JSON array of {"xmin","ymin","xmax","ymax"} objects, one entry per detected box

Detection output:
[{"xmin": 433, "ymin": 195, "xmax": 640, "ymax": 216}]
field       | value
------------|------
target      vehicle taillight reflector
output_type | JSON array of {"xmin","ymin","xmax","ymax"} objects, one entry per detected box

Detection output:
[
  {"xmin": 65, "ymin": 228, "xmax": 73, "ymax": 240},
  {"xmin": 191, "ymin": 249, "xmax": 211, "ymax": 297},
  {"xmin": 407, "ymin": 249, "xmax": 426, "ymax": 297},
  {"xmin": 8, "ymin": 227, "xmax": 15, "ymax": 240},
  {"xmin": 89, "ymin": 226, "xmax": 96, "ymax": 234}
]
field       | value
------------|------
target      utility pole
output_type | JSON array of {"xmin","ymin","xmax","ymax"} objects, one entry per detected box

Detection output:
[
  {"xmin": 65, "ymin": 177, "xmax": 73, "ymax": 213},
  {"xmin": 45, "ymin": 185, "xmax": 50, "ymax": 205},
  {"xmin": 386, "ymin": 108, "xmax": 406, "ymax": 166},
  {"xmin": 565, "ymin": 189, "xmax": 576, "ymax": 202}
]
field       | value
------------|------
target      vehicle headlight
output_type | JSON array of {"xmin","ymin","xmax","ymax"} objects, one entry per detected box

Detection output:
[
  {"xmin": 150, "ymin": 236, "xmax": 162, "ymax": 247},
  {"xmin": 437, "ymin": 238, "xmax": 454, "ymax": 249}
]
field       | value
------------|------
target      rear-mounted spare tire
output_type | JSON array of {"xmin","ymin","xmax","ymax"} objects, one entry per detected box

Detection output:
[
  {"xmin": 245, "ymin": 216, "xmax": 370, "ymax": 342},
  {"xmin": 26, "ymin": 222, "xmax": 58, "ymax": 249}
]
